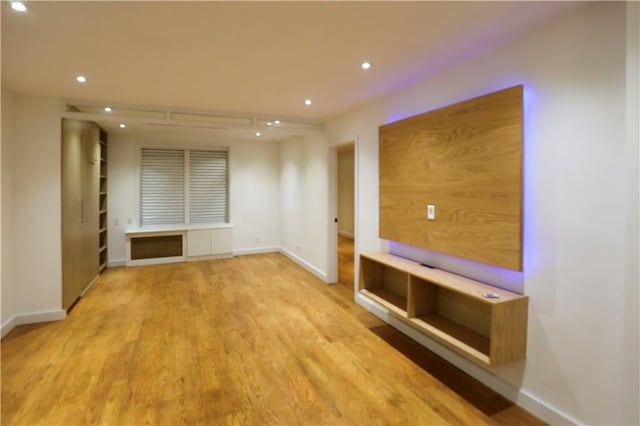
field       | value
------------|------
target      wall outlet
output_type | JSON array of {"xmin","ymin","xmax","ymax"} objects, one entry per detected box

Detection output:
[
  {"xmin": 127, "ymin": 218, "xmax": 132, "ymax": 224},
  {"xmin": 255, "ymin": 237, "xmax": 260, "ymax": 244},
  {"xmin": 296, "ymin": 246, "xmax": 301, "ymax": 252},
  {"xmin": 427, "ymin": 205, "xmax": 436, "ymax": 220},
  {"xmin": 113, "ymin": 218, "xmax": 119, "ymax": 226}
]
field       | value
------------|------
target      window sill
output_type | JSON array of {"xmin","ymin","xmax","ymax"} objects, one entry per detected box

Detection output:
[{"xmin": 125, "ymin": 223, "xmax": 233, "ymax": 235}]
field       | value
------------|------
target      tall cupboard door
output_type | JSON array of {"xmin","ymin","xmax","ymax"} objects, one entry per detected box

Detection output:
[{"xmin": 62, "ymin": 119, "xmax": 100, "ymax": 310}]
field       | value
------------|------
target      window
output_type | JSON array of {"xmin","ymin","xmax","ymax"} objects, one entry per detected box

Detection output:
[{"xmin": 140, "ymin": 147, "xmax": 228, "ymax": 226}]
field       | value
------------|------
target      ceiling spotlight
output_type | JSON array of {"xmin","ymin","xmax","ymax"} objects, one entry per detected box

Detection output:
[
  {"xmin": 11, "ymin": 2, "xmax": 27, "ymax": 12},
  {"xmin": 256, "ymin": 132, "xmax": 261, "ymax": 136},
  {"xmin": 304, "ymin": 99, "xmax": 312, "ymax": 106},
  {"xmin": 267, "ymin": 122, "xmax": 272, "ymax": 126},
  {"xmin": 104, "ymin": 106, "xmax": 112, "ymax": 112},
  {"xmin": 274, "ymin": 120, "xmax": 280, "ymax": 125},
  {"xmin": 361, "ymin": 61, "xmax": 372, "ymax": 70},
  {"xmin": 76, "ymin": 75, "xmax": 87, "ymax": 83},
  {"xmin": 119, "ymin": 123, "xmax": 126, "ymax": 128}
]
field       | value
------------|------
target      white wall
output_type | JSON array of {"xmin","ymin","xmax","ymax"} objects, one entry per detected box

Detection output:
[
  {"xmin": 279, "ymin": 133, "xmax": 330, "ymax": 280},
  {"xmin": 325, "ymin": 3, "xmax": 638, "ymax": 425},
  {"xmin": 1, "ymin": 90, "xmax": 14, "ymax": 325},
  {"xmin": 1, "ymin": 91, "xmax": 65, "ymax": 327},
  {"xmin": 107, "ymin": 132, "xmax": 281, "ymax": 264},
  {"xmin": 337, "ymin": 147, "xmax": 354, "ymax": 237},
  {"xmin": 623, "ymin": 2, "xmax": 640, "ymax": 424}
]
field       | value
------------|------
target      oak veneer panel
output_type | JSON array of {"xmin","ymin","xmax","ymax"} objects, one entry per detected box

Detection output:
[
  {"xmin": 490, "ymin": 298, "xmax": 528, "ymax": 366},
  {"xmin": 379, "ymin": 85, "xmax": 523, "ymax": 271}
]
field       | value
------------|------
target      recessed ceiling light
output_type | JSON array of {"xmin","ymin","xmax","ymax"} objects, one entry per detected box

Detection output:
[
  {"xmin": 11, "ymin": 2, "xmax": 27, "ymax": 12},
  {"xmin": 119, "ymin": 123, "xmax": 126, "ymax": 128},
  {"xmin": 267, "ymin": 122, "xmax": 272, "ymax": 126},
  {"xmin": 274, "ymin": 120, "xmax": 280, "ymax": 125},
  {"xmin": 256, "ymin": 132, "xmax": 261, "ymax": 136},
  {"xmin": 361, "ymin": 61, "xmax": 372, "ymax": 70},
  {"xmin": 104, "ymin": 106, "xmax": 112, "ymax": 112},
  {"xmin": 304, "ymin": 99, "xmax": 312, "ymax": 106},
  {"xmin": 76, "ymin": 75, "xmax": 87, "ymax": 83}
]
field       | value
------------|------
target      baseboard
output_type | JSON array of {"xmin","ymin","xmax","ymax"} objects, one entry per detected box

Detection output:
[
  {"xmin": 1, "ymin": 309, "xmax": 66, "ymax": 339},
  {"xmin": 187, "ymin": 253, "xmax": 233, "ymax": 262},
  {"xmin": 1, "ymin": 317, "xmax": 17, "ymax": 339},
  {"xmin": 279, "ymin": 247, "xmax": 328, "ymax": 282},
  {"xmin": 107, "ymin": 259, "xmax": 126, "ymax": 267},
  {"xmin": 234, "ymin": 246, "xmax": 280, "ymax": 256},
  {"xmin": 354, "ymin": 293, "xmax": 578, "ymax": 426},
  {"xmin": 338, "ymin": 231, "xmax": 355, "ymax": 239},
  {"xmin": 80, "ymin": 274, "xmax": 99, "ymax": 297}
]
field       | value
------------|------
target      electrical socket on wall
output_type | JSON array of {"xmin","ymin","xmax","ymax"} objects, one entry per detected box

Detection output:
[{"xmin": 427, "ymin": 205, "xmax": 436, "ymax": 220}]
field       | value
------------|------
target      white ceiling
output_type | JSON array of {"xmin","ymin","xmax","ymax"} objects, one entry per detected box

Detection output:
[{"xmin": 2, "ymin": 1, "xmax": 580, "ymax": 139}]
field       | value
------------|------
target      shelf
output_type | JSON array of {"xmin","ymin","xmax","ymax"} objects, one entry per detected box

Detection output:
[
  {"xmin": 411, "ymin": 314, "xmax": 490, "ymax": 364},
  {"xmin": 359, "ymin": 252, "xmax": 528, "ymax": 367},
  {"xmin": 361, "ymin": 288, "xmax": 407, "ymax": 316},
  {"xmin": 98, "ymin": 135, "xmax": 108, "ymax": 275}
]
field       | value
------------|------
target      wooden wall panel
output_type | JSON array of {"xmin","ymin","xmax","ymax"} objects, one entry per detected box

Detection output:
[{"xmin": 379, "ymin": 86, "xmax": 523, "ymax": 271}]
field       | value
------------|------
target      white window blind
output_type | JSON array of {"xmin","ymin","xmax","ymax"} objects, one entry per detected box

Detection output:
[
  {"xmin": 140, "ymin": 149, "xmax": 185, "ymax": 225},
  {"xmin": 189, "ymin": 150, "xmax": 228, "ymax": 223},
  {"xmin": 140, "ymin": 147, "xmax": 228, "ymax": 226}
]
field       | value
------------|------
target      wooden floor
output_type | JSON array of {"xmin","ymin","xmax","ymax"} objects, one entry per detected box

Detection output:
[
  {"xmin": 337, "ymin": 235, "xmax": 354, "ymax": 289},
  {"xmin": 1, "ymin": 253, "xmax": 544, "ymax": 425}
]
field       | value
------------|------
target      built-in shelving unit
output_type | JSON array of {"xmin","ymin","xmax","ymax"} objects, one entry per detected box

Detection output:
[
  {"xmin": 98, "ymin": 130, "xmax": 108, "ymax": 272},
  {"xmin": 359, "ymin": 252, "xmax": 528, "ymax": 367}
]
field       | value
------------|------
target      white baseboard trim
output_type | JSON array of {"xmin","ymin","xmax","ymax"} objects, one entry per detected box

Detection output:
[
  {"xmin": 354, "ymin": 293, "xmax": 577, "ymax": 426},
  {"xmin": 234, "ymin": 246, "xmax": 280, "ymax": 256},
  {"xmin": 338, "ymin": 231, "xmax": 355, "ymax": 239},
  {"xmin": 187, "ymin": 253, "xmax": 234, "ymax": 262},
  {"xmin": 1, "ymin": 309, "xmax": 66, "ymax": 339},
  {"xmin": 280, "ymin": 247, "xmax": 328, "ymax": 282},
  {"xmin": 107, "ymin": 259, "xmax": 126, "ymax": 268}
]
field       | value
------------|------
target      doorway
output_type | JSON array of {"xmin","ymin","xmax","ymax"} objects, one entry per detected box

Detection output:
[{"xmin": 336, "ymin": 143, "xmax": 355, "ymax": 290}]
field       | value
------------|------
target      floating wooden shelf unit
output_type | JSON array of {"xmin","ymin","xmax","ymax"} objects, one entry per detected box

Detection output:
[{"xmin": 359, "ymin": 252, "xmax": 528, "ymax": 367}]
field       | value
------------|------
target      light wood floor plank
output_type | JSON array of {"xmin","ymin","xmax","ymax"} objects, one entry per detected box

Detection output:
[{"xmin": 2, "ymin": 253, "xmax": 544, "ymax": 425}]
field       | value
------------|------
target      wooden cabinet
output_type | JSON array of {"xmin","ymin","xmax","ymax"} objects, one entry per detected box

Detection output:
[
  {"xmin": 187, "ymin": 227, "xmax": 234, "ymax": 258},
  {"xmin": 359, "ymin": 252, "xmax": 528, "ymax": 367},
  {"xmin": 62, "ymin": 119, "xmax": 106, "ymax": 310},
  {"xmin": 125, "ymin": 225, "xmax": 233, "ymax": 266}
]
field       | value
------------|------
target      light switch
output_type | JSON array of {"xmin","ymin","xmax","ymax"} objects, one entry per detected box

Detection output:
[{"xmin": 427, "ymin": 205, "xmax": 436, "ymax": 220}]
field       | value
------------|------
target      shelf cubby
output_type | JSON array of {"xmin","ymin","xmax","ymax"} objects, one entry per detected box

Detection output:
[
  {"xmin": 359, "ymin": 255, "xmax": 409, "ymax": 316},
  {"xmin": 359, "ymin": 252, "xmax": 528, "ymax": 367}
]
